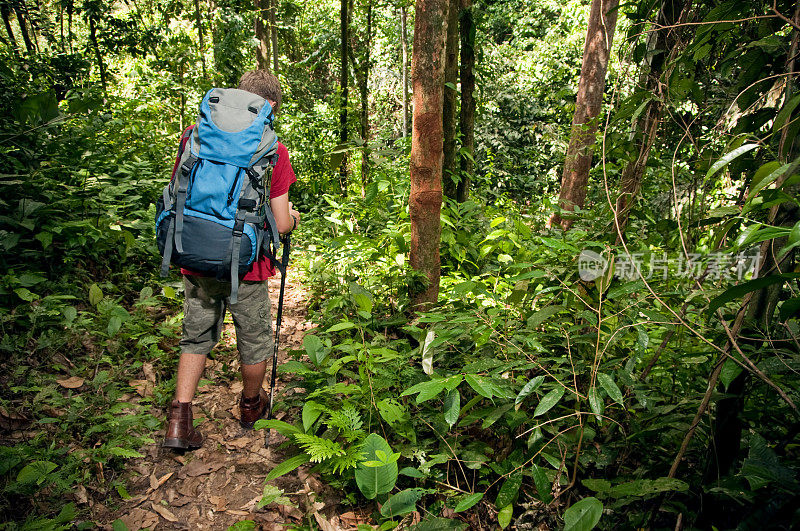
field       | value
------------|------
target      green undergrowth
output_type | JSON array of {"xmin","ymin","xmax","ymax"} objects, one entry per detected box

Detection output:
[
  {"xmin": 262, "ymin": 171, "xmax": 800, "ymax": 529},
  {"xmin": 0, "ymin": 79, "xmax": 185, "ymax": 528}
]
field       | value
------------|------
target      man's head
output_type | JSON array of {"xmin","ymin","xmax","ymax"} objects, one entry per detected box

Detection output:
[{"xmin": 238, "ymin": 70, "xmax": 282, "ymax": 115}]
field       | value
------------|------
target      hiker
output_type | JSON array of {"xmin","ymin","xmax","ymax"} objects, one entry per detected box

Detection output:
[{"xmin": 162, "ymin": 70, "xmax": 300, "ymax": 450}]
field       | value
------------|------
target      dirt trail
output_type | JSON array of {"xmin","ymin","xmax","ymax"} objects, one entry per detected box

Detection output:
[{"xmin": 103, "ymin": 270, "xmax": 371, "ymax": 530}]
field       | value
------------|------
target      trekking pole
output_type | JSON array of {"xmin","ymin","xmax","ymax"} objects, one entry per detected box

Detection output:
[{"xmin": 265, "ymin": 232, "xmax": 291, "ymax": 447}]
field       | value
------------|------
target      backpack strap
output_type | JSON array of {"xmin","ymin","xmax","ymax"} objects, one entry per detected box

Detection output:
[{"xmin": 173, "ymin": 153, "xmax": 197, "ymax": 254}]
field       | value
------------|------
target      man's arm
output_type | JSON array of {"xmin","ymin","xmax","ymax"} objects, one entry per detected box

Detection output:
[{"xmin": 270, "ymin": 192, "xmax": 300, "ymax": 234}]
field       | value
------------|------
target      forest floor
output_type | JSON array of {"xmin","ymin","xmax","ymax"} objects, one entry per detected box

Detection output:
[{"xmin": 97, "ymin": 269, "xmax": 374, "ymax": 530}]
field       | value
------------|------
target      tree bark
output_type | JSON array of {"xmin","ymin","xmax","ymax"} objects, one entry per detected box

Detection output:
[
  {"xmin": 409, "ymin": 0, "xmax": 448, "ymax": 309},
  {"xmin": 13, "ymin": 1, "xmax": 35, "ymax": 54},
  {"xmin": 551, "ymin": 0, "xmax": 620, "ymax": 230},
  {"xmin": 339, "ymin": 0, "xmax": 350, "ymax": 191},
  {"xmin": 442, "ymin": 0, "xmax": 460, "ymax": 200},
  {"xmin": 255, "ymin": 0, "xmax": 272, "ymax": 71},
  {"xmin": 1, "ymin": 1, "xmax": 19, "ymax": 56},
  {"xmin": 400, "ymin": 5, "xmax": 409, "ymax": 139},
  {"xmin": 270, "ymin": 0, "xmax": 278, "ymax": 73},
  {"xmin": 194, "ymin": 0, "xmax": 208, "ymax": 79},
  {"xmin": 88, "ymin": 15, "xmax": 106, "ymax": 93},
  {"xmin": 614, "ymin": 0, "xmax": 688, "ymax": 237},
  {"xmin": 359, "ymin": 2, "xmax": 372, "ymax": 184},
  {"xmin": 457, "ymin": 0, "xmax": 474, "ymax": 203}
]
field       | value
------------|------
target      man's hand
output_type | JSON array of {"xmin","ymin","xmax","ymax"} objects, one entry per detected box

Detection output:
[{"xmin": 288, "ymin": 202, "xmax": 300, "ymax": 230}]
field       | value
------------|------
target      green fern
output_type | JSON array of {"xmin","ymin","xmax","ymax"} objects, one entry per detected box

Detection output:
[
  {"xmin": 327, "ymin": 442, "xmax": 366, "ymax": 474},
  {"xmin": 326, "ymin": 403, "xmax": 365, "ymax": 441},
  {"xmin": 292, "ymin": 433, "xmax": 346, "ymax": 463}
]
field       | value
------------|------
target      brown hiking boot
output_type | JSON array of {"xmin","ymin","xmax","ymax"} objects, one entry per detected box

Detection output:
[
  {"xmin": 163, "ymin": 400, "xmax": 203, "ymax": 450},
  {"xmin": 239, "ymin": 390, "xmax": 269, "ymax": 429}
]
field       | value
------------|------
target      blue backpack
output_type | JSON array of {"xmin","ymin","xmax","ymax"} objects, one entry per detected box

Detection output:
[{"xmin": 156, "ymin": 88, "xmax": 281, "ymax": 303}]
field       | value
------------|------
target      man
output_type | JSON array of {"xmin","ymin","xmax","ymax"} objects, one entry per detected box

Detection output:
[{"xmin": 163, "ymin": 70, "xmax": 300, "ymax": 450}]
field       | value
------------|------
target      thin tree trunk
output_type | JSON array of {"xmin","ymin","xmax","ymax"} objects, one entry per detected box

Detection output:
[
  {"xmin": 457, "ymin": 0, "xmax": 474, "ymax": 203},
  {"xmin": 178, "ymin": 62, "xmax": 185, "ymax": 131},
  {"xmin": 550, "ymin": 0, "xmax": 620, "ymax": 230},
  {"xmin": 409, "ymin": 0, "xmax": 448, "ymax": 310},
  {"xmin": 88, "ymin": 16, "xmax": 106, "ymax": 92},
  {"xmin": 67, "ymin": 0, "xmax": 72, "ymax": 53},
  {"xmin": 194, "ymin": 0, "xmax": 207, "ymax": 79},
  {"xmin": 255, "ymin": 0, "xmax": 272, "ymax": 71},
  {"xmin": 339, "ymin": 0, "xmax": 350, "ymax": 192},
  {"xmin": 13, "ymin": 2, "xmax": 35, "ymax": 54},
  {"xmin": 401, "ymin": 5, "xmax": 409, "ymax": 139},
  {"xmin": 359, "ymin": 2, "xmax": 372, "ymax": 184},
  {"xmin": 615, "ymin": 0, "xmax": 689, "ymax": 237},
  {"xmin": 1, "ymin": 2, "xmax": 19, "ymax": 56},
  {"xmin": 442, "ymin": 0, "xmax": 460, "ymax": 200},
  {"xmin": 270, "ymin": 0, "xmax": 278, "ymax": 73}
]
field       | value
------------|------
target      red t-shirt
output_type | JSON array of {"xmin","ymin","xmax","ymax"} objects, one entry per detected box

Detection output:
[{"xmin": 169, "ymin": 125, "xmax": 297, "ymax": 281}]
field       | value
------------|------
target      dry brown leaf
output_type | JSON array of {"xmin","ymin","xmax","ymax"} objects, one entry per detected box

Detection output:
[
  {"xmin": 225, "ymin": 437, "xmax": 253, "ymax": 450},
  {"xmin": 56, "ymin": 376, "xmax": 84, "ymax": 389},
  {"xmin": 171, "ymin": 496, "xmax": 193, "ymax": 507},
  {"xmin": 153, "ymin": 472, "xmax": 174, "ymax": 490},
  {"xmin": 142, "ymin": 362, "xmax": 156, "ymax": 383},
  {"xmin": 314, "ymin": 512, "xmax": 339, "ymax": 531},
  {"xmin": 74, "ymin": 484, "xmax": 88, "ymax": 505},
  {"xmin": 120, "ymin": 508, "xmax": 158, "ymax": 530},
  {"xmin": 129, "ymin": 379, "xmax": 154, "ymax": 398},
  {"xmin": 179, "ymin": 460, "xmax": 223, "ymax": 478},
  {"xmin": 209, "ymin": 495, "xmax": 228, "ymax": 511},
  {"xmin": 226, "ymin": 510, "xmax": 250, "ymax": 516},
  {"xmin": 151, "ymin": 502, "xmax": 179, "ymax": 522}
]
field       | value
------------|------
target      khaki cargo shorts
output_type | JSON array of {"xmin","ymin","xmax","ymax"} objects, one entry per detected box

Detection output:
[{"xmin": 179, "ymin": 275, "xmax": 273, "ymax": 365}]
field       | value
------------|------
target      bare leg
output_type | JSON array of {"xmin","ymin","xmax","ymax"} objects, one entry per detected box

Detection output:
[
  {"xmin": 174, "ymin": 352, "xmax": 207, "ymax": 403},
  {"xmin": 241, "ymin": 360, "xmax": 267, "ymax": 398}
]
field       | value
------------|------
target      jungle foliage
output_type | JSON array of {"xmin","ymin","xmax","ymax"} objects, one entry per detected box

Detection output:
[{"xmin": 0, "ymin": 0, "xmax": 799, "ymax": 529}]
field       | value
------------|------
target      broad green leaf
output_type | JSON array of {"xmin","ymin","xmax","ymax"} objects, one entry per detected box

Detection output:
[
  {"xmin": 302, "ymin": 401, "xmax": 325, "ymax": 432},
  {"xmin": 401, "ymin": 379, "xmax": 446, "ymax": 403},
  {"xmin": 266, "ymin": 453, "xmax": 311, "ymax": 481},
  {"xmin": 527, "ymin": 305, "xmax": 564, "ymax": 328},
  {"xmin": 774, "ymin": 94, "xmax": 800, "ymax": 133},
  {"xmin": 17, "ymin": 461, "xmax": 57, "ymax": 485},
  {"xmin": 355, "ymin": 433, "xmax": 398, "ymax": 499},
  {"xmin": 777, "ymin": 220, "xmax": 800, "ymax": 259},
  {"xmin": 515, "ymin": 375, "xmax": 545, "ymax": 409},
  {"xmin": 747, "ymin": 161, "xmax": 793, "ymax": 200},
  {"xmin": 380, "ymin": 488, "xmax": 423, "ymax": 518},
  {"xmin": 256, "ymin": 485, "xmax": 294, "ymax": 509},
  {"xmin": 14, "ymin": 288, "xmax": 36, "ymax": 302},
  {"xmin": 482, "ymin": 403, "xmax": 514, "ymax": 428},
  {"xmin": 779, "ymin": 297, "xmax": 800, "ymax": 321},
  {"xmin": 421, "ymin": 330, "xmax": 435, "ymax": 375},
  {"xmin": 607, "ymin": 478, "xmax": 689, "ymax": 497},
  {"xmin": 112, "ymin": 519, "xmax": 130, "ymax": 531},
  {"xmin": 596, "ymin": 373, "xmax": 624, "ymax": 406},
  {"xmin": 443, "ymin": 389, "xmax": 460, "ymax": 428},
  {"xmin": 563, "ymin": 497, "xmax": 603, "ymax": 531},
  {"xmin": 495, "ymin": 471, "xmax": 522, "ymax": 508},
  {"xmin": 254, "ymin": 419, "xmax": 302, "ymax": 436},
  {"xmin": 720, "ymin": 358, "xmax": 743, "ymax": 391},
  {"xmin": 89, "ymin": 283, "xmax": 103, "ymax": 306},
  {"xmin": 410, "ymin": 518, "xmax": 467, "ymax": 531},
  {"xmin": 534, "ymin": 387, "xmax": 565, "ymax": 417},
  {"xmin": 454, "ymin": 492, "xmax": 483, "ymax": 512},
  {"xmin": 399, "ymin": 466, "xmax": 425, "ymax": 478},
  {"xmin": 497, "ymin": 504, "xmax": 513, "ymax": 529},
  {"xmin": 582, "ymin": 478, "xmax": 611, "ymax": 493},
  {"xmin": 464, "ymin": 374, "xmax": 493, "ymax": 399},
  {"xmin": 227, "ymin": 521, "xmax": 257, "ymax": 531},
  {"xmin": 304, "ymin": 335, "xmax": 326, "ymax": 367},
  {"xmin": 588, "ymin": 387, "xmax": 603, "ymax": 422},
  {"xmin": 706, "ymin": 143, "xmax": 758, "ymax": 180},
  {"xmin": 327, "ymin": 321, "xmax": 356, "ymax": 332},
  {"xmin": 707, "ymin": 273, "xmax": 800, "ymax": 317},
  {"xmin": 532, "ymin": 464, "xmax": 553, "ymax": 503}
]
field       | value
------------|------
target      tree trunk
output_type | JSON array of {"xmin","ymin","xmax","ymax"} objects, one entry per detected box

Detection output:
[
  {"xmin": 255, "ymin": 0, "xmax": 272, "ymax": 71},
  {"xmin": 339, "ymin": 0, "xmax": 350, "ymax": 191},
  {"xmin": 359, "ymin": 2, "xmax": 372, "ymax": 184},
  {"xmin": 1, "ymin": 1, "xmax": 19, "ymax": 56},
  {"xmin": 614, "ymin": 0, "xmax": 688, "ymax": 237},
  {"xmin": 409, "ymin": 0, "xmax": 448, "ymax": 310},
  {"xmin": 550, "ymin": 0, "xmax": 620, "ymax": 230},
  {"xmin": 400, "ymin": 5, "xmax": 409, "ymax": 139},
  {"xmin": 13, "ymin": 2, "xmax": 35, "ymax": 54},
  {"xmin": 88, "ymin": 16, "xmax": 106, "ymax": 93},
  {"xmin": 194, "ymin": 0, "xmax": 208, "ymax": 79},
  {"xmin": 442, "ymin": 0, "xmax": 460, "ymax": 200},
  {"xmin": 270, "ymin": 0, "xmax": 278, "ymax": 73},
  {"xmin": 457, "ymin": 0, "xmax": 474, "ymax": 203}
]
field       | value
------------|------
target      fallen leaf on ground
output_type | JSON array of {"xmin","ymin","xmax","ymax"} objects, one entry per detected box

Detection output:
[
  {"xmin": 74, "ymin": 484, "xmax": 88, "ymax": 505},
  {"xmin": 151, "ymin": 502, "xmax": 179, "ymax": 522},
  {"xmin": 210, "ymin": 495, "xmax": 228, "ymax": 511},
  {"xmin": 142, "ymin": 362, "xmax": 156, "ymax": 382},
  {"xmin": 179, "ymin": 460, "xmax": 223, "ymax": 478},
  {"xmin": 314, "ymin": 512, "xmax": 339, "ymax": 531},
  {"xmin": 120, "ymin": 508, "xmax": 158, "ymax": 530},
  {"xmin": 129, "ymin": 379, "xmax": 154, "ymax": 397},
  {"xmin": 171, "ymin": 496, "xmax": 193, "ymax": 507},
  {"xmin": 226, "ymin": 510, "xmax": 250, "ymax": 516},
  {"xmin": 148, "ymin": 472, "xmax": 173, "ymax": 492},
  {"xmin": 56, "ymin": 376, "xmax": 84, "ymax": 389}
]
